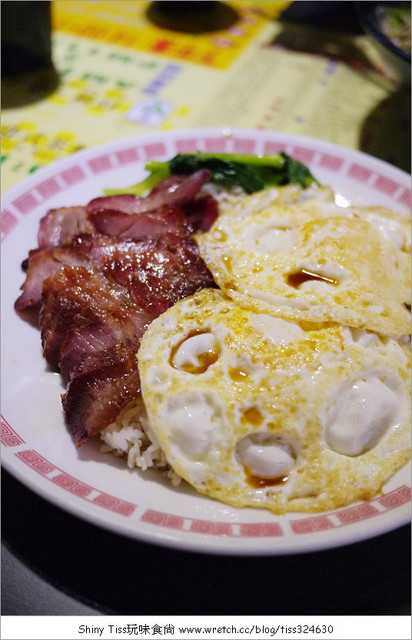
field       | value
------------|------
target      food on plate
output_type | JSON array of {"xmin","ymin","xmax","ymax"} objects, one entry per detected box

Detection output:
[
  {"xmin": 102, "ymin": 180, "xmax": 410, "ymax": 513},
  {"xmin": 104, "ymin": 151, "xmax": 319, "ymax": 197},
  {"xmin": 15, "ymin": 155, "xmax": 319, "ymax": 449},
  {"xmin": 15, "ymin": 152, "xmax": 411, "ymax": 514},
  {"xmin": 15, "ymin": 170, "xmax": 217, "ymax": 445},
  {"xmin": 136, "ymin": 288, "xmax": 411, "ymax": 513},
  {"xmin": 195, "ymin": 186, "xmax": 411, "ymax": 337}
]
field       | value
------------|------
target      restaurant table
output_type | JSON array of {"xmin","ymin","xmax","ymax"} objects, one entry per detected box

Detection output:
[
  {"xmin": 2, "ymin": 0, "xmax": 411, "ymax": 621},
  {"xmin": 2, "ymin": 466, "xmax": 411, "ymax": 616}
]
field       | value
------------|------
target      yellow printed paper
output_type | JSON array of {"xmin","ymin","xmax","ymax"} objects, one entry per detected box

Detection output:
[
  {"xmin": 52, "ymin": 1, "xmax": 291, "ymax": 69},
  {"xmin": 2, "ymin": 3, "xmax": 409, "ymax": 193}
]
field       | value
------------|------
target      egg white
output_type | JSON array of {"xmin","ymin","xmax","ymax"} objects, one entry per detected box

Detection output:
[
  {"xmin": 138, "ymin": 288, "xmax": 411, "ymax": 514},
  {"xmin": 195, "ymin": 187, "xmax": 411, "ymax": 337}
]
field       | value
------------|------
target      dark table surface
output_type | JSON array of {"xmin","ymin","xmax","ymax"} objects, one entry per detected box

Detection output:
[{"xmin": 2, "ymin": 468, "xmax": 411, "ymax": 616}]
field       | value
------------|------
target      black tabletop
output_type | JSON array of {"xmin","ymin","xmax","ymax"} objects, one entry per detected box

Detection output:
[{"xmin": 2, "ymin": 468, "xmax": 410, "ymax": 616}]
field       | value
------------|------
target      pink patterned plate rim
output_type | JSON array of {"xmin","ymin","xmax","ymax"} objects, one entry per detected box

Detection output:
[{"xmin": 1, "ymin": 128, "xmax": 411, "ymax": 555}]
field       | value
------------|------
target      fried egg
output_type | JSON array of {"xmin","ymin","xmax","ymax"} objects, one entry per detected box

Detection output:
[
  {"xmin": 138, "ymin": 288, "xmax": 411, "ymax": 514},
  {"xmin": 195, "ymin": 187, "xmax": 411, "ymax": 337}
]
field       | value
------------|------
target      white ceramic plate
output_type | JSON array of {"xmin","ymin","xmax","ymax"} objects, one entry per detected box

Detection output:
[{"xmin": 2, "ymin": 128, "xmax": 411, "ymax": 555}]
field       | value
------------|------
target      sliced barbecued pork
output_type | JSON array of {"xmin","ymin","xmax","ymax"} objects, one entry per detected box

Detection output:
[
  {"xmin": 91, "ymin": 197, "xmax": 218, "ymax": 240},
  {"xmin": 40, "ymin": 267, "xmax": 150, "ymax": 445},
  {"xmin": 40, "ymin": 234, "xmax": 215, "ymax": 373},
  {"xmin": 87, "ymin": 169, "xmax": 211, "ymax": 216},
  {"xmin": 15, "ymin": 225, "xmax": 216, "ymax": 317},
  {"xmin": 40, "ymin": 266, "xmax": 151, "ymax": 372},
  {"xmin": 59, "ymin": 232, "xmax": 216, "ymax": 315},
  {"xmin": 113, "ymin": 234, "xmax": 216, "ymax": 315},
  {"xmin": 90, "ymin": 204, "xmax": 188, "ymax": 241},
  {"xmin": 35, "ymin": 171, "xmax": 212, "ymax": 254},
  {"xmin": 38, "ymin": 206, "xmax": 95, "ymax": 249},
  {"xmin": 15, "ymin": 167, "xmax": 219, "ymax": 448},
  {"xmin": 62, "ymin": 347, "xmax": 141, "ymax": 446},
  {"xmin": 39, "ymin": 233, "xmax": 215, "ymax": 445},
  {"xmin": 14, "ymin": 245, "xmax": 90, "ymax": 315},
  {"xmin": 15, "ymin": 233, "xmax": 131, "ymax": 315}
]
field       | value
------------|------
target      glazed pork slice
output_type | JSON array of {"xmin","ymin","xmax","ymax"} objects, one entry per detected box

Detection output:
[
  {"xmin": 38, "ymin": 206, "xmax": 96, "ymax": 250},
  {"xmin": 40, "ymin": 233, "xmax": 216, "ymax": 373},
  {"xmin": 40, "ymin": 266, "xmax": 151, "ymax": 372},
  {"xmin": 14, "ymin": 245, "xmax": 90, "ymax": 315},
  {"xmin": 35, "ymin": 170, "xmax": 212, "ymax": 252},
  {"xmin": 87, "ymin": 169, "xmax": 211, "ymax": 216},
  {"xmin": 90, "ymin": 204, "xmax": 189, "ymax": 241},
  {"xmin": 100, "ymin": 234, "xmax": 217, "ymax": 315},
  {"xmin": 14, "ymin": 221, "xmax": 196, "ymax": 314},
  {"xmin": 62, "ymin": 346, "xmax": 141, "ymax": 446},
  {"xmin": 91, "ymin": 196, "xmax": 218, "ymax": 239},
  {"xmin": 40, "ymin": 267, "xmax": 148, "ymax": 445},
  {"xmin": 39, "ymin": 234, "xmax": 215, "ymax": 445},
  {"xmin": 15, "ymin": 169, "xmax": 218, "ymax": 447},
  {"xmin": 14, "ymin": 234, "xmax": 136, "ymax": 315},
  {"xmin": 58, "ymin": 232, "xmax": 216, "ymax": 314}
]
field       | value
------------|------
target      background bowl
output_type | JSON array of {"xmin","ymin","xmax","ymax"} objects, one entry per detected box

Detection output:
[{"xmin": 356, "ymin": 1, "xmax": 411, "ymax": 83}]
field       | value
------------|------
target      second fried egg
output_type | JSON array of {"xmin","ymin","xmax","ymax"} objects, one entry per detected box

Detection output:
[
  {"xmin": 138, "ymin": 288, "xmax": 411, "ymax": 514},
  {"xmin": 195, "ymin": 187, "xmax": 411, "ymax": 337}
]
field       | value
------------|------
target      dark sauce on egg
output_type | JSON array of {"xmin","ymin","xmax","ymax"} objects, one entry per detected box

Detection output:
[
  {"xmin": 287, "ymin": 269, "xmax": 338, "ymax": 289},
  {"xmin": 246, "ymin": 473, "xmax": 289, "ymax": 488},
  {"xmin": 170, "ymin": 329, "xmax": 219, "ymax": 374}
]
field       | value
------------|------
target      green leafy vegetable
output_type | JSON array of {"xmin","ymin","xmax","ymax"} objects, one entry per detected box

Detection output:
[{"xmin": 104, "ymin": 151, "xmax": 320, "ymax": 196}]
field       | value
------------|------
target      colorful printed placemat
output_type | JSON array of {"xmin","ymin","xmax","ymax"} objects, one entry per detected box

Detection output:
[
  {"xmin": 2, "ymin": 1, "xmax": 409, "ymax": 193},
  {"xmin": 52, "ymin": 1, "xmax": 289, "ymax": 69}
]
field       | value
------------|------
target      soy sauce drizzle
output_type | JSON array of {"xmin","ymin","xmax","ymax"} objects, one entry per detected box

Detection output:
[
  {"xmin": 287, "ymin": 268, "xmax": 338, "ymax": 289},
  {"xmin": 246, "ymin": 472, "xmax": 289, "ymax": 488},
  {"xmin": 170, "ymin": 330, "xmax": 219, "ymax": 374}
]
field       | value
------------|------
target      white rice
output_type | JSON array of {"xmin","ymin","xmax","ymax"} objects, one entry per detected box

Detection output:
[{"xmin": 100, "ymin": 397, "xmax": 182, "ymax": 486}]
